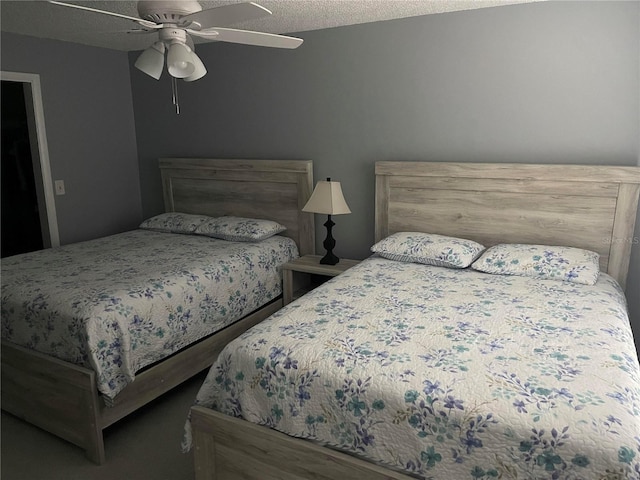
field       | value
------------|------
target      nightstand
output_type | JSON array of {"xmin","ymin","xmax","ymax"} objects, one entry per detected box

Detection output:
[{"xmin": 282, "ymin": 255, "xmax": 361, "ymax": 305}]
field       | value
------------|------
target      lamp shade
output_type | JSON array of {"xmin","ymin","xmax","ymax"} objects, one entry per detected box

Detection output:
[
  {"xmin": 167, "ymin": 42, "xmax": 195, "ymax": 78},
  {"xmin": 302, "ymin": 179, "xmax": 351, "ymax": 215},
  {"xmin": 134, "ymin": 42, "xmax": 165, "ymax": 80},
  {"xmin": 184, "ymin": 50, "xmax": 207, "ymax": 82}
]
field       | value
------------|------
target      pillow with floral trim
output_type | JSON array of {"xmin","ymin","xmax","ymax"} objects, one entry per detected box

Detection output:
[
  {"xmin": 471, "ymin": 243, "xmax": 600, "ymax": 285},
  {"xmin": 195, "ymin": 216, "xmax": 286, "ymax": 242},
  {"xmin": 139, "ymin": 213, "xmax": 211, "ymax": 234},
  {"xmin": 370, "ymin": 232, "xmax": 485, "ymax": 268}
]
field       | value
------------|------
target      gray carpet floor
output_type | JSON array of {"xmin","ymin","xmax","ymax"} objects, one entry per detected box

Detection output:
[{"xmin": 1, "ymin": 370, "xmax": 207, "ymax": 480}]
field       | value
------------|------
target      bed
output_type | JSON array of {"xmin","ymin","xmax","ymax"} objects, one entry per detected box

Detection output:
[
  {"xmin": 186, "ymin": 161, "xmax": 640, "ymax": 480},
  {"xmin": 0, "ymin": 158, "xmax": 315, "ymax": 464}
]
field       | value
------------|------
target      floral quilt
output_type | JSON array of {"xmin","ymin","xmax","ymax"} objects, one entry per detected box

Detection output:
[
  {"xmin": 1, "ymin": 230, "xmax": 298, "ymax": 400},
  {"xmin": 185, "ymin": 256, "xmax": 640, "ymax": 480}
]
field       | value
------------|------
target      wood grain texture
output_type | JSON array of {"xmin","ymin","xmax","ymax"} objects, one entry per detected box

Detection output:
[
  {"xmin": 1, "ymin": 158, "xmax": 315, "ymax": 464},
  {"xmin": 1, "ymin": 340, "xmax": 105, "ymax": 464},
  {"xmin": 375, "ymin": 161, "xmax": 640, "ymax": 183},
  {"xmin": 160, "ymin": 158, "xmax": 315, "ymax": 256},
  {"xmin": 609, "ymin": 183, "xmax": 640, "ymax": 287},
  {"xmin": 281, "ymin": 255, "xmax": 361, "ymax": 305},
  {"xmin": 376, "ymin": 161, "xmax": 640, "ymax": 288},
  {"xmin": 191, "ymin": 407, "xmax": 414, "ymax": 480},
  {"xmin": 282, "ymin": 255, "xmax": 361, "ymax": 276}
]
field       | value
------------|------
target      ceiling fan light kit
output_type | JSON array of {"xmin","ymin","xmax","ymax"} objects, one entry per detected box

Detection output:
[
  {"xmin": 184, "ymin": 52, "xmax": 207, "ymax": 82},
  {"xmin": 133, "ymin": 41, "xmax": 165, "ymax": 80},
  {"xmin": 166, "ymin": 42, "xmax": 195, "ymax": 78}
]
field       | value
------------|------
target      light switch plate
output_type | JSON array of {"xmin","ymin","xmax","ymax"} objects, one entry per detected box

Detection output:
[{"xmin": 54, "ymin": 180, "xmax": 65, "ymax": 195}]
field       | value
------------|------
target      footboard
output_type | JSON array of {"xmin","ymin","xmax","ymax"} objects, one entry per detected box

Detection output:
[
  {"xmin": 190, "ymin": 406, "xmax": 414, "ymax": 480},
  {"xmin": 1, "ymin": 340, "xmax": 105, "ymax": 464},
  {"xmin": 1, "ymin": 298, "xmax": 282, "ymax": 465}
]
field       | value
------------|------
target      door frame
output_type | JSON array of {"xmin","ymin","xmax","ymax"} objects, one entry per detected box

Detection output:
[{"xmin": 1, "ymin": 70, "xmax": 60, "ymax": 248}]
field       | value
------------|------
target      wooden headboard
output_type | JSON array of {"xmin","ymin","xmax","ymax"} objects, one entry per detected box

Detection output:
[
  {"xmin": 159, "ymin": 158, "xmax": 315, "ymax": 256},
  {"xmin": 375, "ymin": 162, "xmax": 640, "ymax": 288}
]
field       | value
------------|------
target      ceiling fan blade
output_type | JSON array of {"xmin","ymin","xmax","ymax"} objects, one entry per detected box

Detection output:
[
  {"xmin": 48, "ymin": 1, "xmax": 159, "ymax": 29},
  {"xmin": 78, "ymin": 29, "xmax": 156, "ymax": 35},
  {"xmin": 127, "ymin": 29, "xmax": 158, "ymax": 35},
  {"xmin": 180, "ymin": 2, "xmax": 271, "ymax": 30},
  {"xmin": 193, "ymin": 27, "xmax": 303, "ymax": 49}
]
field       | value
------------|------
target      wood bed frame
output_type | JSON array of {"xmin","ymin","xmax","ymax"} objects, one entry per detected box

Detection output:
[
  {"xmin": 1, "ymin": 158, "xmax": 315, "ymax": 465},
  {"xmin": 190, "ymin": 161, "xmax": 640, "ymax": 480}
]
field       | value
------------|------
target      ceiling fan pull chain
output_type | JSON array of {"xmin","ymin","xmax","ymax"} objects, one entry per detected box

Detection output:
[{"xmin": 171, "ymin": 76, "xmax": 180, "ymax": 115}]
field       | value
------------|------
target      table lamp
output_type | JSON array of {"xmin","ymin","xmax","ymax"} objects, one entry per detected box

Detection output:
[{"xmin": 302, "ymin": 177, "xmax": 351, "ymax": 265}]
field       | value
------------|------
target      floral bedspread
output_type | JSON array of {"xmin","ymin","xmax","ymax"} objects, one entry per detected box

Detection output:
[
  {"xmin": 185, "ymin": 256, "xmax": 640, "ymax": 479},
  {"xmin": 1, "ymin": 230, "xmax": 298, "ymax": 400}
]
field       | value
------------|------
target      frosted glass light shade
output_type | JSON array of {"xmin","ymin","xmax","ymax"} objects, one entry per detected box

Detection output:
[
  {"xmin": 302, "ymin": 179, "xmax": 351, "ymax": 215},
  {"xmin": 167, "ymin": 42, "xmax": 195, "ymax": 78},
  {"xmin": 184, "ymin": 51, "xmax": 207, "ymax": 82},
  {"xmin": 134, "ymin": 42, "xmax": 165, "ymax": 80}
]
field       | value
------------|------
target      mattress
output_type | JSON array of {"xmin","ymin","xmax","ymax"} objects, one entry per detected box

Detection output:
[
  {"xmin": 1, "ymin": 229, "xmax": 298, "ymax": 400},
  {"xmin": 185, "ymin": 256, "xmax": 640, "ymax": 479}
]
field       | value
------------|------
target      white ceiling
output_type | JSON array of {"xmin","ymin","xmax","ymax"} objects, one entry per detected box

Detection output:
[{"xmin": 1, "ymin": 0, "xmax": 540, "ymax": 51}]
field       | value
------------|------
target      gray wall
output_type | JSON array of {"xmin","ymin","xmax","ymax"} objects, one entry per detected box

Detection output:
[
  {"xmin": 130, "ymin": 1, "xmax": 639, "ymax": 348},
  {"xmin": 1, "ymin": 32, "xmax": 142, "ymax": 244}
]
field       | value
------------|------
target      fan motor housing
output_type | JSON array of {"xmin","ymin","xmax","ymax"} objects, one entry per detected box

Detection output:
[
  {"xmin": 159, "ymin": 28, "xmax": 188, "ymax": 44},
  {"xmin": 137, "ymin": 1, "xmax": 202, "ymax": 23}
]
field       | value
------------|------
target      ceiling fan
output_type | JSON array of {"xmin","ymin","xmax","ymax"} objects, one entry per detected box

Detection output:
[{"xmin": 49, "ymin": 1, "xmax": 304, "ymax": 82}]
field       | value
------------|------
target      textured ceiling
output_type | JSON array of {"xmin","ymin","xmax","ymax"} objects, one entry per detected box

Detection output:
[{"xmin": 1, "ymin": 0, "xmax": 541, "ymax": 51}]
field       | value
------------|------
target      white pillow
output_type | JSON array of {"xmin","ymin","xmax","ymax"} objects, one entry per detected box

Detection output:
[
  {"xmin": 195, "ymin": 216, "xmax": 286, "ymax": 242},
  {"xmin": 371, "ymin": 232, "xmax": 485, "ymax": 268},
  {"xmin": 471, "ymin": 243, "xmax": 600, "ymax": 285},
  {"xmin": 139, "ymin": 213, "xmax": 211, "ymax": 234}
]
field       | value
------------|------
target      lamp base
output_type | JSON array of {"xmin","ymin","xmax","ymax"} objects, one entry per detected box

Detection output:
[
  {"xmin": 319, "ymin": 252, "xmax": 339, "ymax": 265},
  {"xmin": 320, "ymin": 215, "xmax": 339, "ymax": 266}
]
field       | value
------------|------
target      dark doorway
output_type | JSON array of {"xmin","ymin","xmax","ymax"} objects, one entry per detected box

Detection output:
[{"xmin": 1, "ymin": 80, "xmax": 45, "ymax": 257}]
